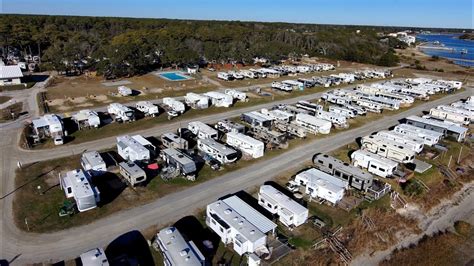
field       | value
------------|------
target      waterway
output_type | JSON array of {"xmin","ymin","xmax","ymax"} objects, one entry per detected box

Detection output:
[{"xmin": 417, "ymin": 33, "xmax": 474, "ymax": 67}]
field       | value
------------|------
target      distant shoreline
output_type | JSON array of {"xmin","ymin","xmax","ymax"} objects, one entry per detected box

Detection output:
[{"xmin": 459, "ymin": 33, "xmax": 474, "ymax": 41}]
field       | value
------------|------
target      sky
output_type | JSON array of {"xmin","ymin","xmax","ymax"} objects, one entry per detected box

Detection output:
[{"xmin": 1, "ymin": 0, "xmax": 473, "ymax": 29}]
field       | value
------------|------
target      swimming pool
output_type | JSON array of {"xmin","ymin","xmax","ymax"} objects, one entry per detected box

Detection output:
[{"xmin": 158, "ymin": 72, "xmax": 190, "ymax": 81}]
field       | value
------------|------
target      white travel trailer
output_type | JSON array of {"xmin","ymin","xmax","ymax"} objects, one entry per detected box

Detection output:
[
  {"xmin": 107, "ymin": 103, "xmax": 135, "ymax": 122},
  {"xmin": 72, "ymin": 109, "xmax": 101, "ymax": 129},
  {"xmin": 405, "ymin": 115, "xmax": 468, "ymax": 142},
  {"xmin": 241, "ymin": 111, "xmax": 273, "ymax": 128},
  {"xmin": 162, "ymin": 97, "xmax": 186, "ymax": 114},
  {"xmin": 188, "ymin": 121, "xmax": 219, "ymax": 139},
  {"xmin": 224, "ymin": 89, "xmax": 248, "ymax": 102},
  {"xmin": 328, "ymin": 105, "xmax": 356, "ymax": 118},
  {"xmin": 260, "ymin": 108, "xmax": 294, "ymax": 123},
  {"xmin": 155, "ymin": 227, "xmax": 206, "ymax": 266},
  {"xmin": 375, "ymin": 91, "xmax": 415, "ymax": 105},
  {"xmin": 351, "ymin": 149, "xmax": 398, "ymax": 178},
  {"xmin": 282, "ymin": 80, "xmax": 304, "ymax": 90},
  {"xmin": 80, "ymin": 248, "xmax": 109, "ymax": 266},
  {"xmin": 136, "ymin": 101, "xmax": 159, "ymax": 117},
  {"xmin": 294, "ymin": 168, "xmax": 345, "ymax": 204},
  {"xmin": 185, "ymin": 93, "xmax": 210, "ymax": 109},
  {"xmin": 361, "ymin": 135, "xmax": 416, "ymax": 163},
  {"xmin": 226, "ymin": 132, "xmax": 264, "ymax": 159},
  {"xmin": 31, "ymin": 114, "xmax": 65, "ymax": 141},
  {"xmin": 197, "ymin": 138, "xmax": 238, "ymax": 164},
  {"xmin": 394, "ymin": 124, "xmax": 443, "ymax": 146},
  {"xmin": 258, "ymin": 185, "xmax": 309, "ymax": 227},
  {"xmin": 215, "ymin": 119, "xmax": 246, "ymax": 134},
  {"xmin": 296, "ymin": 100, "xmax": 322, "ymax": 115},
  {"xmin": 322, "ymin": 93, "xmax": 352, "ymax": 105},
  {"xmin": 59, "ymin": 169, "xmax": 100, "ymax": 212},
  {"xmin": 271, "ymin": 81, "xmax": 292, "ymax": 92},
  {"xmin": 161, "ymin": 132, "xmax": 189, "ymax": 150},
  {"xmin": 316, "ymin": 110, "xmax": 348, "ymax": 128},
  {"xmin": 356, "ymin": 99, "xmax": 383, "ymax": 113},
  {"xmin": 229, "ymin": 71, "xmax": 244, "ymax": 80},
  {"xmin": 240, "ymin": 70, "xmax": 258, "ymax": 79},
  {"xmin": 118, "ymin": 161, "xmax": 147, "ymax": 186},
  {"xmin": 429, "ymin": 108, "xmax": 470, "ymax": 125},
  {"xmin": 204, "ymin": 91, "xmax": 234, "ymax": 107},
  {"xmin": 376, "ymin": 130, "xmax": 424, "ymax": 153},
  {"xmin": 118, "ymin": 86, "xmax": 133, "ymax": 96},
  {"xmin": 295, "ymin": 113, "xmax": 332, "ymax": 134},
  {"xmin": 357, "ymin": 94, "xmax": 400, "ymax": 110},
  {"xmin": 436, "ymin": 105, "xmax": 473, "ymax": 122},
  {"xmin": 116, "ymin": 135, "xmax": 155, "ymax": 162},
  {"xmin": 81, "ymin": 151, "xmax": 106, "ymax": 176},
  {"xmin": 217, "ymin": 72, "xmax": 233, "ymax": 81},
  {"xmin": 161, "ymin": 148, "xmax": 197, "ymax": 178},
  {"xmin": 399, "ymin": 87, "xmax": 429, "ymax": 100}
]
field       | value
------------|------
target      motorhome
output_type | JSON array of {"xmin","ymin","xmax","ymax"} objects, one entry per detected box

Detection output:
[
  {"xmin": 155, "ymin": 227, "xmax": 206, "ymax": 266},
  {"xmin": 361, "ymin": 135, "xmax": 416, "ymax": 163},
  {"xmin": 161, "ymin": 132, "xmax": 189, "ymax": 150},
  {"xmin": 405, "ymin": 116, "xmax": 468, "ymax": 142},
  {"xmin": 118, "ymin": 161, "xmax": 146, "ymax": 186},
  {"xmin": 188, "ymin": 121, "xmax": 219, "ymax": 139},
  {"xmin": 328, "ymin": 105, "xmax": 357, "ymax": 118},
  {"xmin": 162, "ymin": 97, "xmax": 186, "ymax": 114},
  {"xmin": 204, "ymin": 91, "xmax": 234, "ymax": 107},
  {"xmin": 116, "ymin": 135, "xmax": 156, "ymax": 162},
  {"xmin": 107, "ymin": 103, "xmax": 135, "ymax": 122},
  {"xmin": 215, "ymin": 119, "xmax": 246, "ymax": 134},
  {"xmin": 316, "ymin": 110, "xmax": 348, "ymax": 128},
  {"xmin": 118, "ymin": 86, "xmax": 132, "ymax": 96},
  {"xmin": 241, "ymin": 111, "xmax": 273, "ymax": 128},
  {"xmin": 294, "ymin": 113, "xmax": 332, "ymax": 134},
  {"xmin": 224, "ymin": 89, "xmax": 248, "ymax": 102},
  {"xmin": 136, "ymin": 101, "xmax": 159, "ymax": 117},
  {"xmin": 294, "ymin": 168, "xmax": 345, "ymax": 204},
  {"xmin": 185, "ymin": 93, "xmax": 210, "ymax": 109},
  {"xmin": 312, "ymin": 153, "xmax": 373, "ymax": 191},
  {"xmin": 81, "ymin": 151, "xmax": 106, "ymax": 176},
  {"xmin": 376, "ymin": 130, "xmax": 425, "ymax": 153},
  {"xmin": 226, "ymin": 132, "xmax": 264, "ymax": 158},
  {"xmin": 351, "ymin": 149, "xmax": 398, "ymax": 178},
  {"xmin": 429, "ymin": 108, "xmax": 470, "ymax": 125},
  {"xmin": 161, "ymin": 148, "xmax": 197, "ymax": 178},
  {"xmin": 260, "ymin": 108, "xmax": 294, "ymax": 123},
  {"xmin": 295, "ymin": 100, "xmax": 322, "ymax": 115},
  {"xmin": 394, "ymin": 124, "xmax": 443, "ymax": 146},
  {"xmin": 217, "ymin": 72, "xmax": 233, "ymax": 81},
  {"xmin": 72, "ymin": 110, "xmax": 101, "ymax": 129},
  {"xmin": 59, "ymin": 169, "xmax": 100, "ymax": 212},
  {"xmin": 197, "ymin": 138, "xmax": 238, "ymax": 164},
  {"xmin": 31, "ymin": 114, "xmax": 65, "ymax": 141},
  {"xmin": 271, "ymin": 81, "xmax": 292, "ymax": 92},
  {"xmin": 258, "ymin": 185, "xmax": 309, "ymax": 227}
]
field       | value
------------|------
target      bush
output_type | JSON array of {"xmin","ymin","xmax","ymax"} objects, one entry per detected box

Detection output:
[{"xmin": 402, "ymin": 180, "xmax": 424, "ymax": 196}]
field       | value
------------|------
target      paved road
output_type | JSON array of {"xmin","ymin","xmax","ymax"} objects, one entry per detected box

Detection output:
[{"xmin": 0, "ymin": 88, "xmax": 470, "ymax": 264}]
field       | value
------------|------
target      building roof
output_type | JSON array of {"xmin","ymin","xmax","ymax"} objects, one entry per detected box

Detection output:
[
  {"xmin": 259, "ymin": 185, "xmax": 308, "ymax": 215},
  {"xmin": 198, "ymin": 138, "xmax": 237, "ymax": 156},
  {"xmin": 157, "ymin": 227, "xmax": 205, "ymax": 266},
  {"xmin": 81, "ymin": 151, "xmax": 105, "ymax": 168},
  {"xmin": 226, "ymin": 132, "xmax": 263, "ymax": 147},
  {"xmin": 352, "ymin": 149, "xmax": 398, "ymax": 168},
  {"xmin": 61, "ymin": 169, "xmax": 95, "ymax": 199},
  {"xmin": 32, "ymin": 114, "xmax": 63, "ymax": 133},
  {"xmin": 296, "ymin": 168, "xmax": 347, "ymax": 189},
  {"xmin": 116, "ymin": 135, "xmax": 149, "ymax": 155},
  {"xmin": 0, "ymin": 65, "xmax": 23, "ymax": 79},
  {"xmin": 406, "ymin": 115, "xmax": 467, "ymax": 135},
  {"xmin": 119, "ymin": 161, "xmax": 145, "ymax": 177}
]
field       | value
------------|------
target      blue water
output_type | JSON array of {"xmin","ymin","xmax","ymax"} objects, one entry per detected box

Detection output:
[
  {"xmin": 159, "ymin": 72, "xmax": 189, "ymax": 81},
  {"xmin": 416, "ymin": 34, "xmax": 474, "ymax": 67}
]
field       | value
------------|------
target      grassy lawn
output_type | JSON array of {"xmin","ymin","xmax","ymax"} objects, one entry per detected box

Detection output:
[{"xmin": 0, "ymin": 96, "xmax": 12, "ymax": 104}]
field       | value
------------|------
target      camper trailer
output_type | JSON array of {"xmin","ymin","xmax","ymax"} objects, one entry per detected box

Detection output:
[
  {"xmin": 160, "ymin": 132, "xmax": 189, "ymax": 150},
  {"xmin": 294, "ymin": 168, "xmax": 346, "ymax": 204},
  {"xmin": 312, "ymin": 153, "xmax": 373, "ymax": 191},
  {"xmin": 405, "ymin": 116, "xmax": 468, "ymax": 142},
  {"xmin": 204, "ymin": 91, "xmax": 234, "ymax": 107},
  {"xmin": 250, "ymin": 126, "xmax": 288, "ymax": 146},
  {"xmin": 351, "ymin": 149, "xmax": 398, "ymax": 178},
  {"xmin": 81, "ymin": 151, "xmax": 106, "ymax": 176},
  {"xmin": 161, "ymin": 148, "xmax": 197, "ymax": 178},
  {"xmin": 356, "ymin": 94, "xmax": 400, "ymax": 110},
  {"xmin": 260, "ymin": 108, "xmax": 294, "ymax": 123},
  {"xmin": 355, "ymin": 99, "xmax": 383, "ymax": 113},
  {"xmin": 185, "ymin": 93, "xmax": 210, "ymax": 109},
  {"xmin": 224, "ymin": 89, "xmax": 248, "ymax": 102},
  {"xmin": 226, "ymin": 132, "xmax": 264, "ymax": 158},
  {"xmin": 294, "ymin": 113, "xmax": 332, "ymax": 134},
  {"xmin": 59, "ymin": 169, "xmax": 100, "ymax": 212},
  {"xmin": 394, "ymin": 124, "xmax": 443, "ymax": 146},
  {"xmin": 162, "ymin": 97, "xmax": 186, "ymax": 114},
  {"xmin": 79, "ymin": 248, "xmax": 109, "ymax": 266},
  {"xmin": 273, "ymin": 120, "xmax": 307, "ymax": 138},
  {"xmin": 215, "ymin": 119, "xmax": 246, "ymax": 134},
  {"xmin": 271, "ymin": 81, "xmax": 292, "ymax": 92},
  {"xmin": 72, "ymin": 110, "xmax": 101, "ymax": 129},
  {"xmin": 376, "ymin": 130, "xmax": 424, "ymax": 153},
  {"xmin": 436, "ymin": 105, "xmax": 473, "ymax": 122},
  {"xmin": 375, "ymin": 91, "xmax": 415, "ymax": 105},
  {"xmin": 328, "ymin": 106, "xmax": 356, "ymax": 118},
  {"xmin": 155, "ymin": 227, "xmax": 206, "ymax": 266},
  {"xmin": 197, "ymin": 138, "xmax": 238, "ymax": 164},
  {"xmin": 31, "ymin": 114, "xmax": 65, "ymax": 142},
  {"xmin": 258, "ymin": 185, "xmax": 309, "ymax": 227},
  {"xmin": 188, "ymin": 121, "xmax": 219, "ymax": 139},
  {"xmin": 361, "ymin": 135, "xmax": 416, "ymax": 163},
  {"xmin": 136, "ymin": 101, "xmax": 159, "ymax": 117},
  {"xmin": 217, "ymin": 72, "xmax": 233, "ymax": 81},
  {"xmin": 316, "ymin": 110, "xmax": 348, "ymax": 128},
  {"xmin": 240, "ymin": 70, "xmax": 258, "ymax": 79},
  {"xmin": 107, "ymin": 103, "xmax": 135, "ymax": 122},
  {"xmin": 429, "ymin": 108, "xmax": 470, "ymax": 125},
  {"xmin": 118, "ymin": 86, "xmax": 132, "ymax": 96},
  {"xmin": 321, "ymin": 93, "xmax": 352, "ymax": 105},
  {"xmin": 116, "ymin": 135, "xmax": 156, "ymax": 162},
  {"xmin": 118, "ymin": 161, "xmax": 147, "ymax": 186},
  {"xmin": 240, "ymin": 111, "xmax": 273, "ymax": 128},
  {"xmin": 296, "ymin": 101, "xmax": 322, "ymax": 115}
]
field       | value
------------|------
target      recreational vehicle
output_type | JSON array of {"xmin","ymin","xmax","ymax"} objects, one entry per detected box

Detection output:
[
  {"xmin": 316, "ymin": 110, "xmax": 348, "ymax": 128},
  {"xmin": 107, "ymin": 103, "xmax": 135, "ymax": 122},
  {"xmin": 321, "ymin": 93, "xmax": 352, "ymax": 105},
  {"xmin": 136, "ymin": 101, "xmax": 159, "ymax": 117},
  {"xmin": 436, "ymin": 105, "xmax": 473, "ymax": 122},
  {"xmin": 294, "ymin": 168, "xmax": 345, "ymax": 204},
  {"xmin": 273, "ymin": 120, "xmax": 307, "ymax": 138},
  {"xmin": 59, "ymin": 169, "xmax": 100, "ymax": 212},
  {"xmin": 271, "ymin": 81, "xmax": 292, "ymax": 92},
  {"xmin": 260, "ymin": 108, "xmax": 294, "ymax": 123},
  {"xmin": 394, "ymin": 124, "xmax": 443, "ymax": 146},
  {"xmin": 258, "ymin": 185, "xmax": 309, "ymax": 227},
  {"xmin": 355, "ymin": 99, "xmax": 383, "ymax": 113},
  {"xmin": 405, "ymin": 116, "xmax": 468, "ymax": 142},
  {"xmin": 376, "ymin": 130, "xmax": 425, "ymax": 153},
  {"xmin": 215, "ymin": 119, "xmax": 246, "ymax": 134},
  {"xmin": 31, "ymin": 114, "xmax": 64, "ymax": 141},
  {"xmin": 197, "ymin": 138, "xmax": 238, "ymax": 164},
  {"xmin": 204, "ymin": 91, "xmax": 234, "ymax": 107},
  {"xmin": 356, "ymin": 94, "xmax": 400, "ymax": 110},
  {"xmin": 155, "ymin": 227, "xmax": 206, "ymax": 266},
  {"xmin": 296, "ymin": 100, "xmax": 322, "ymax": 115},
  {"xmin": 79, "ymin": 248, "xmax": 109, "ymax": 266},
  {"xmin": 375, "ymin": 91, "xmax": 415, "ymax": 105},
  {"xmin": 185, "ymin": 93, "xmax": 210, "ymax": 109},
  {"xmin": 229, "ymin": 71, "xmax": 244, "ymax": 80},
  {"xmin": 351, "ymin": 149, "xmax": 398, "ymax": 178},
  {"xmin": 429, "ymin": 108, "xmax": 470, "ymax": 125},
  {"xmin": 361, "ymin": 135, "xmax": 416, "ymax": 163},
  {"xmin": 224, "ymin": 89, "xmax": 248, "ymax": 102},
  {"xmin": 161, "ymin": 132, "xmax": 189, "ymax": 150},
  {"xmin": 72, "ymin": 110, "xmax": 101, "ymax": 129},
  {"xmin": 241, "ymin": 111, "xmax": 273, "ymax": 128},
  {"xmin": 282, "ymin": 80, "xmax": 304, "ymax": 90},
  {"xmin": 346, "ymin": 104, "xmax": 367, "ymax": 116},
  {"xmin": 81, "ymin": 151, "xmax": 106, "ymax": 176},
  {"xmin": 295, "ymin": 113, "xmax": 332, "ymax": 134},
  {"xmin": 250, "ymin": 126, "xmax": 288, "ymax": 145},
  {"xmin": 118, "ymin": 161, "xmax": 147, "ymax": 186},
  {"xmin": 162, "ymin": 97, "xmax": 186, "ymax": 114},
  {"xmin": 240, "ymin": 70, "xmax": 258, "ymax": 79},
  {"xmin": 188, "ymin": 121, "xmax": 219, "ymax": 139},
  {"xmin": 217, "ymin": 72, "xmax": 233, "ymax": 81},
  {"xmin": 312, "ymin": 153, "xmax": 373, "ymax": 191},
  {"xmin": 118, "ymin": 86, "xmax": 132, "ymax": 96},
  {"xmin": 226, "ymin": 132, "xmax": 264, "ymax": 158},
  {"xmin": 116, "ymin": 135, "xmax": 156, "ymax": 162},
  {"xmin": 161, "ymin": 148, "xmax": 197, "ymax": 177},
  {"xmin": 328, "ymin": 106, "xmax": 356, "ymax": 118}
]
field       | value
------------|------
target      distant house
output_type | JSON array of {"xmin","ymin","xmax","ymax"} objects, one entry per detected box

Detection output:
[
  {"xmin": 0, "ymin": 65, "xmax": 23, "ymax": 86},
  {"xmin": 187, "ymin": 65, "xmax": 199, "ymax": 74}
]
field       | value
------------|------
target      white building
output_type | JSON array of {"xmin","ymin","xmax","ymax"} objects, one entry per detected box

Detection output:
[
  {"xmin": 31, "ymin": 114, "xmax": 64, "ymax": 140},
  {"xmin": 0, "ymin": 65, "xmax": 23, "ymax": 86},
  {"xmin": 226, "ymin": 132, "xmax": 264, "ymax": 159},
  {"xmin": 79, "ymin": 248, "xmax": 109, "ymax": 266},
  {"xmin": 197, "ymin": 138, "xmax": 238, "ymax": 164},
  {"xmin": 258, "ymin": 185, "xmax": 308, "ymax": 227},
  {"xmin": 188, "ymin": 121, "xmax": 218, "ymax": 139},
  {"xmin": 72, "ymin": 109, "xmax": 101, "ymax": 129},
  {"xmin": 204, "ymin": 91, "xmax": 234, "ymax": 107},
  {"xmin": 116, "ymin": 135, "xmax": 155, "ymax": 162},
  {"xmin": 59, "ymin": 169, "xmax": 100, "ymax": 212},
  {"xmin": 206, "ymin": 195, "xmax": 277, "ymax": 256},
  {"xmin": 107, "ymin": 103, "xmax": 135, "ymax": 122},
  {"xmin": 351, "ymin": 149, "xmax": 398, "ymax": 178},
  {"xmin": 376, "ymin": 130, "xmax": 424, "ymax": 153},
  {"xmin": 163, "ymin": 97, "xmax": 186, "ymax": 114},
  {"xmin": 81, "ymin": 151, "xmax": 107, "ymax": 176},
  {"xmin": 136, "ymin": 101, "xmax": 159, "ymax": 117},
  {"xmin": 185, "ymin": 93, "xmax": 210, "ymax": 109},
  {"xmin": 394, "ymin": 124, "xmax": 443, "ymax": 146},
  {"xmin": 294, "ymin": 168, "xmax": 345, "ymax": 204},
  {"xmin": 361, "ymin": 135, "xmax": 416, "ymax": 163},
  {"xmin": 155, "ymin": 227, "xmax": 206, "ymax": 266},
  {"xmin": 294, "ymin": 113, "xmax": 332, "ymax": 134}
]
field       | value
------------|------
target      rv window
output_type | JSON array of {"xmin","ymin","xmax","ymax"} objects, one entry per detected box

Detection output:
[
  {"xmin": 260, "ymin": 198, "xmax": 265, "ymax": 203},
  {"xmin": 267, "ymin": 203, "xmax": 272, "ymax": 208},
  {"xmin": 342, "ymin": 174, "xmax": 349, "ymax": 180},
  {"xmin": 380, "ymin": 148, "xmax": 386, "ymax": 152},
  {"xmin": 379, "ymin": 167, "xmax": 385, "ymax": 172},
  {"xmin": 335, "ymin": 170, "xmax": 341, "ymax": 177},
  {"xmin": 220, "ymin": 227, "xmax": 224, "ymax": 233},
  {"xmin": 328, "ymin": 163, "xmax": 333, "ymax": 169},
  {"xmin": 212, "ymin": 219, "xmax": 216, "ymax": 225},
  {"xmin": 370, "ymin": 165, "xmax": 377, "ymax": 169},
  {"xmin": 318, "ymin": 160, "xmax": 324, "ymax": 164},
  {"xmin": 67, "ymin": 187, "xmax": 72, "ymax": 194}
]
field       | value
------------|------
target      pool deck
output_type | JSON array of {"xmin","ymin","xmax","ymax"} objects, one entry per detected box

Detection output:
[{"xmin": 153, "ymin": 71, "xmax": 194, "ymax": 81}]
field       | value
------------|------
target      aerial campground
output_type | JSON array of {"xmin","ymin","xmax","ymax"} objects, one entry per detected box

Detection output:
[{"xmin": 0, "ymin": 0, "xmax": 473, "ymax": 265}]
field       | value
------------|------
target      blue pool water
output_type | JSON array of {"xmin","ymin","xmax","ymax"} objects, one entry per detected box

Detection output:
[
  {"xmin": 159, "ymin": 72, "xmax": 189, "ymax": 81},
  {"xmin": 416, "ymin": 34, "xmax": 474, "ymax": 67}
]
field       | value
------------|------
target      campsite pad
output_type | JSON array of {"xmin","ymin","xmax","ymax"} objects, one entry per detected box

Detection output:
[
  {"xmin": 102, "ymin": 80, "xmax": 132, "ymax": 87},
  {"xmin": 413, "ymin": 159, "xmax": 433, "ymax": 173}
]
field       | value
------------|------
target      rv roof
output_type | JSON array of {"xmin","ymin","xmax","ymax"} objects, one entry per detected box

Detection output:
[
  {"xmin": 315, "ymin": 154, "xmax": 373, "ymax": 181},
  {"xmin": 157, "ymin": 227, "xmax": 205, "ymax": 266},
  {"xmin": 79, "ymin": 248, "xmax": 109, "ymax": 266},
  {"xmin": 395, "ymin": 124, "xmax": 444, "ymax": 138},
  {"xmin": 198, "ymin": 138, "xmax": 237, "ymax": 156},
  {"xmin": 61, "ymin": 169, "xmax": 95, "ymax": 199},
  {"xmin": 162, "ymin": 148, "xmax": 195, "ymax": 166},
  {"xmin": 353, "ymin": 149, "xmax": 398, "ymax": 168},
  {"xmin": 226, "ymin": 132, "xmax": 263, "ymax": 146},
  {"xmin": 259, "ymin": 185, "xmax": 308, "ymax": 215},
  {"xmin": 117, "ymin": 135, "xmax": 149, "ymax": 154},
  {"xmin": 81, "ymin": 151, "xmax": 105, "ymax": 168},
  {"xmin": 406, "ymin": 115, "xmax": 467, "ymax": 134},
  {"xmin": 119, "ymin": 161, "xmax": 145, "ymax": 177},
  {"xmin": 296, "ymin": 168, "xmax": 346, "ymax": 189}
]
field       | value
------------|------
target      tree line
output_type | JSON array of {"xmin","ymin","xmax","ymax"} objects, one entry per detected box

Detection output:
[{"xmin": 1, "ymin": 15, "xmax": 406, "ymax": 78}]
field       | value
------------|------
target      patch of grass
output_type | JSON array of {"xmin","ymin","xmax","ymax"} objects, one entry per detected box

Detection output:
[
  {"xmin": 0, "ymin": 96, "xmax": 12, "ymax": 104},
  {"xmin": 288, "ymin": 236, "xmax": 313, "ymax": 249},
  {"xmin": 0, "ymin": 84, "xmax": 29, "ymax": 91}
]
